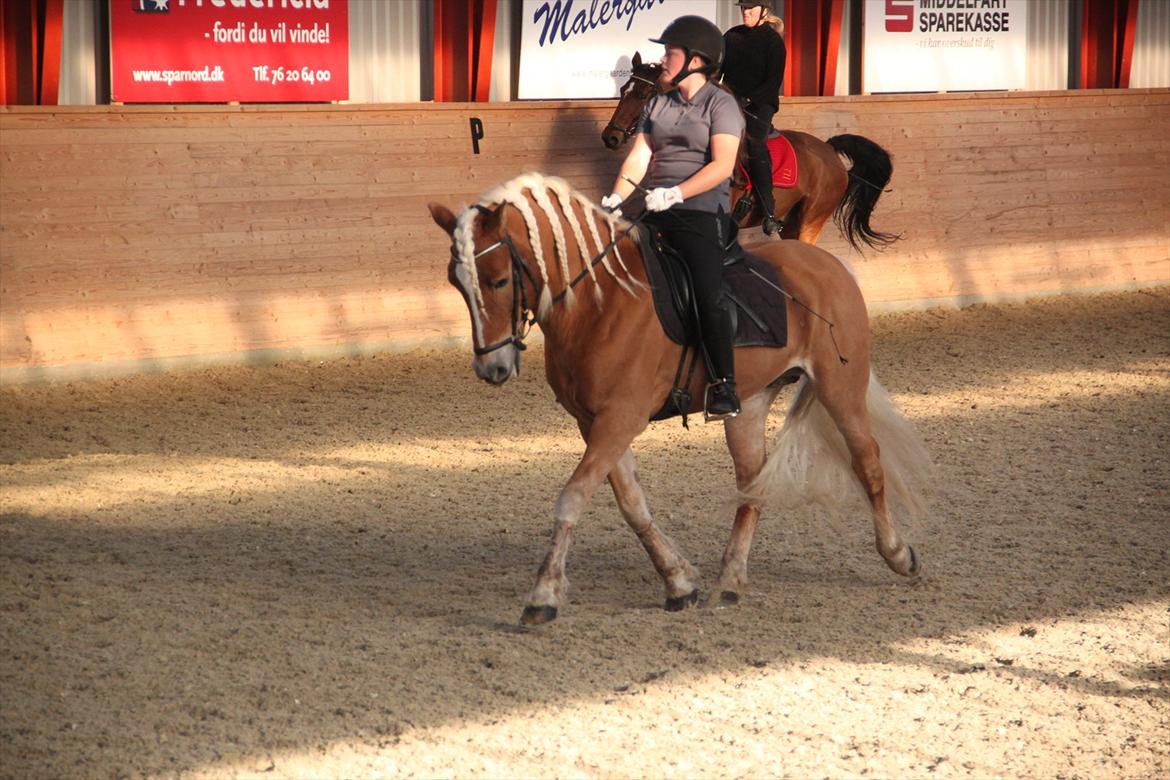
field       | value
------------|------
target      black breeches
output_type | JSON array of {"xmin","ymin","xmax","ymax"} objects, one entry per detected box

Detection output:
[
  {"xmin": 743, "ymin": 105, "xmax": 776, "ymax": 215},
  {"xmin": 647, "ymin": 209, "xmax": 736, "ymax": 381}
]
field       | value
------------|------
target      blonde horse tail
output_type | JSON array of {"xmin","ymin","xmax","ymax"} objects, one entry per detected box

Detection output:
[
  {"xmin": 742, "ymin": 373, "xmax": 935, "ymax": 519},
  {"xmin": 863, "ymin": 374, "xmax": 936, "ymax": 518}
]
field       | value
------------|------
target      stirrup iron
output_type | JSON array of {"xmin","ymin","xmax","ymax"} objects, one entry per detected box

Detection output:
[{"xmin": 703, "ymin": 379, "xmax": 741, "ymax": 422}]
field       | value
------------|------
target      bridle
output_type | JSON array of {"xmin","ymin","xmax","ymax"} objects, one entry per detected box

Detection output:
[
  {"xmin": 453, "ymin": 204, "xmax": 637, "ymax": 363},
  {"xmin": 603, "ymin": 68, "xmax": 661, "ymax": 146},
  {"xmin": 457, "ymin": 207, "xmax": 539, "ymax": 358}
]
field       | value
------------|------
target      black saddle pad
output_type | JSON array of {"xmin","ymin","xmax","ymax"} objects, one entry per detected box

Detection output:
[{"xmin": 638, "ymin": 226, "xmax": 788, "ymax": 350}]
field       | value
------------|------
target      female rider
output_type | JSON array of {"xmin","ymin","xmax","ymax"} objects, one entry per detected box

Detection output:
[
  {"xmin": 601, "ymin": 16, "xmax": 745, "ymax": 419},
  {"xmin": 722, "ymin": 0, "xmax": 787, "ymax": 235}
]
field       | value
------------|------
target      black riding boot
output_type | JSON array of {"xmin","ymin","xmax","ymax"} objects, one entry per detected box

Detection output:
[
  {"xmin": 707, "ymin": 378, "xmax": 741, "ymax": 419},
  {"xmin": 702, "ymin": 303, "xmax": 740, "ymax": 420},
  {"xmin": 744, "ymin": 108, "xmax": 779, "ymax": 237},
  {"xmin": 754, "ymin": 177, "xmax": 780, "ymax": 235}
]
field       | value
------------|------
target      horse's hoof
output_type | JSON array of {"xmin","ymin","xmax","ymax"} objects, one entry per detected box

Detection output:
[
  {"xmin": 719, "ymin": 590, "xmax": 741, "ymax": 606},
  {"xmin": 906, "ymin": 545, "xmax": 922, "ymax": 577},
  {"xmin": 519, "ymin": 605, "xmax": 558, "ymax": 626},
  {"xmin": 664, "ymin": 589, "xmax": 699, "ymax": 612},
  {"xmin": 884, "ymin": 544, "xmax": 922, "ymax": 578}
]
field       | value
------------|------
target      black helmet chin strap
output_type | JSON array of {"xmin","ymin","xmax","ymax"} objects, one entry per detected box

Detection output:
[{"xmin": 669, "ymin": 52, "xmax": 714, "ymax": 86}]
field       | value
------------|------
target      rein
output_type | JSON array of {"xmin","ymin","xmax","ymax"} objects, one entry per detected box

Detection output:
[
  {"xmin": 458, "ymin": 203, "xmax": 637, "ymax": 355},
  {"xmin": 551, "ymin": 224, "xmax": 635, "ymax": 304}
]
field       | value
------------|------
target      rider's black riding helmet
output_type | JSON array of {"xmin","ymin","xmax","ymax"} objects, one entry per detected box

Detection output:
[{"xmin": 650, "ymin": 15, "xmax": 724, "ymax": 82}]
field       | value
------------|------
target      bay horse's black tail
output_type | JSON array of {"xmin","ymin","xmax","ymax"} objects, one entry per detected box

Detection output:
[{"xmin": 827, "ymin": 134, "xmax": 901, "ymax": 253}]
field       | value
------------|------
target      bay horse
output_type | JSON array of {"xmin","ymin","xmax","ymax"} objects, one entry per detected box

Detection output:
[
  {"xmin": 428, "ymin": 173, "xmax": 932, "ymax": 626},
  {"xmin": 601, "ymin": 53, "xmax": 899, "ymax": 252}
]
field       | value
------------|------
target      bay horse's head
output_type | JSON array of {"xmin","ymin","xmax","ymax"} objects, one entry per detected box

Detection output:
[
  {"xmin": 429, "ymin": 200, "xmax": 540, "ymax": 385},
  {"xmin": 602, "ymin": 52, "xmax": 663, "ymax": 151}
]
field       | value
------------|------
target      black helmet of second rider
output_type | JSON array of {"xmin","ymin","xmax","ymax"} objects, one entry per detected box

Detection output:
[{"xmin": 650, "ymin": 15, "xmax": 724, "ymax": 84}]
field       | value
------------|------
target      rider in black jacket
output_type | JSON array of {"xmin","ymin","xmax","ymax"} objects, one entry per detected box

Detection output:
[{"xmin": 721, "ymin": 0, "xmax": 787, "ymax": 235}]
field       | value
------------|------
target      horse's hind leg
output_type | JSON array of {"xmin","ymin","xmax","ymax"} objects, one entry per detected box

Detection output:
[
  {"xmin": 813, "ymin": 369, "xmax": 919, "ymax": 577},
  {"xmin": 712, "ymin": 386, "xmax": 782, "ymax": 605},
  {"xmin": 608, "ymin": 449, "xmax": 700, "ymax": 610},
  {"xmin": 792, "ymin": 195, "xmax": 835, "ymax": 245}
]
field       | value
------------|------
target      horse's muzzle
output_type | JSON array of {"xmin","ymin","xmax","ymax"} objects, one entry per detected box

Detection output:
[
  {"xmin": 473, "ymin": 350, "xmax": 518, "ymax": 385},
  {"xmin": 601, "ymin": 126, "xmax": 625, "ymax": 150}
]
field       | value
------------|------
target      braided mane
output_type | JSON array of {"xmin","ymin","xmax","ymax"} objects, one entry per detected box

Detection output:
[{"xmin": 452, "ymin": 173, "xmax": 640, "ymax": 322}]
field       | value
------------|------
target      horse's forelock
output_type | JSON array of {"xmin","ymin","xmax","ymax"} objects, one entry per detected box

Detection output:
[{"xmin": 452, "ymin": 206, "xmax": 485, "ymax": 314}]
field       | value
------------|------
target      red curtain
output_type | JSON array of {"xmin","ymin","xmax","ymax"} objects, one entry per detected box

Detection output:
[
  {"xmin": 1081, "ymin": 0, "xmax": 1140, "ymax": 88},
  {"xmin": 434, "ymin": 0, "xmax": 497, "ymax": 102},
  {"xmin": 1, "ymin": 0, "xmax": 63, "ymax": 105},
  {"xmin": 784, "ymin": 0, "xmax": 845, "ymax": 97}
]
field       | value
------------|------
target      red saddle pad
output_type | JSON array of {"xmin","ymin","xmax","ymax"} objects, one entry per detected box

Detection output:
[
  {"xmin": 768, "ymin": 133, "xmax": 798, "ymax": 188},
  {"xmin": 739, "ymin": 133, "xmax": 798, "ymax": 193}
]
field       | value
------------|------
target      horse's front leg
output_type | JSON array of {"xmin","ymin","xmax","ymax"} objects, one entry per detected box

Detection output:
[
  {"xmin": 520, "ymin": 412, "xmax": 645, "ymax": 626},
  {"xmin": 607, "ymin": 448, "xmax": 700, "ymax": 610}
]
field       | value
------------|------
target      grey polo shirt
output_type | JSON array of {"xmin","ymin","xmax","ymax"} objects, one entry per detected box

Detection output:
[{"xmin": 638, "ymin": 81, "xmax": 744, "ymax": 214}]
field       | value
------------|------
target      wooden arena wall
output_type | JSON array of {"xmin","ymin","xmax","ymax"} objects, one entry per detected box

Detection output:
[{"xmin": 1, "ymin": 89, "xmax": 1167, "ymax": 382}]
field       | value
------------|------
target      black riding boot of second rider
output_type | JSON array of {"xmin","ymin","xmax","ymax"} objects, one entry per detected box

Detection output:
[{"xmin": 744, "ymin": 105, "xmax": 780, "ymax": 236}]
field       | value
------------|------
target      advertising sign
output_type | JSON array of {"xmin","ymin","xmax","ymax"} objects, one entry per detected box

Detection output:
[
  {"xmin": 863, "ymin": 0, "xmax": 1028, "ymax": 93},
  {"xmin": 110, "ymin": 0, "xmax": 349, "ymax": 103},
  {"xmin": 518, "ymin": 0, "xmax": 717, "ymax": 99}
]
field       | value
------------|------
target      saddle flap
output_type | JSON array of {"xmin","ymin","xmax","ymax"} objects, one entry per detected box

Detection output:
[
  {"xmin": 638, "ymin": 225, "xmax": 787, "ymax": 351},
  {"xmin": 637, "ymin": 226, "xmax": 695, "ymax": 346},
  {"xmin": 723, "ymin": 254, "xmax": 787, "ymax": 348},
  {"xmin": 642, "ymin": 234, "xmax": 789, "ymax": 425}
]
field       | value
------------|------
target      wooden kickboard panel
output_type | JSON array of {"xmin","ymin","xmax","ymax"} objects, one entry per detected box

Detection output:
[{"xmin": 2, "ymin": 90, "xmax": 1167, "ymax": 378}]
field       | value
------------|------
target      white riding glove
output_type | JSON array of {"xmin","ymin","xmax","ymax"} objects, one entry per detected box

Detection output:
[
  {"xmin": 644, "ymin": 186, "xmax": 683, "ymax": 212},
  {"xmin": 600, "ymin": 192, "xmax": 623, "ymax": 215}
]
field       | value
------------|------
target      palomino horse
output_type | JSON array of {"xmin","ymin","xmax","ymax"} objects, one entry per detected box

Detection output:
[
  {"xmin": 429, "ymin": 173, "xmax": 932, "ymax": 625},
  {"xmin": 601, "ymin": 53, "xmax": 899, "ymax": 252}
]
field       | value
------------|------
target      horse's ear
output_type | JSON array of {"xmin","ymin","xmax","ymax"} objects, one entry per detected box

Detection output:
[
  {"xmin": 632, "ymin": 51, "xmax": 641, "ymax": 67},
  {"xmin": 428, "ymin": 202, "xmax": 457, "ymax": 236},
  {"xmin": 483, "ymin": 202, "xmax": 509, "ymax": 233}
]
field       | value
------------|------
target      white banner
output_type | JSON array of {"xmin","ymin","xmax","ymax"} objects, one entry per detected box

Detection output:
[
  {"xmin": 863, "ymin": 0, "xmax": 1028, "ymax": 93},
  {"xmin": 518, "ymin": 0, "xmax": 717, "ymax": 99}
]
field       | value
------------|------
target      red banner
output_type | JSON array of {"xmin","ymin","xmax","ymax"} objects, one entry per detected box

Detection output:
[{"xmin": 110, "ymin": 0, "xmax": 348, "ymax": 103}]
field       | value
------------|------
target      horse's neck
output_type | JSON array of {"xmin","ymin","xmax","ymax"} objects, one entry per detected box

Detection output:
[{"xmin": 532, "ymin": 224, "xmax": 650, "ymax": 346}]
